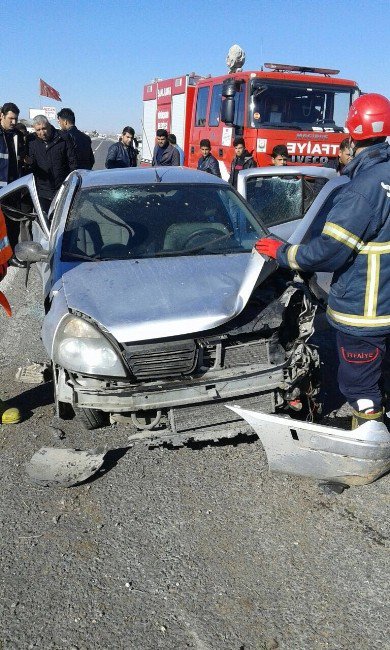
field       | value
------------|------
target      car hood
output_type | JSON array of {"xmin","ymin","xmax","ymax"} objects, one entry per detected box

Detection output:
[{"xmin": 61, "ymin": 253, "xmax": 272, "ymax": 343}]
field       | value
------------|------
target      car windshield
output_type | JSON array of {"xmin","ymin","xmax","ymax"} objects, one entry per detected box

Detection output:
[
  {"xmin": 245, "ymin": 174, "xmax": 327, "ymax": 228},
  {"xmin": 250, "ymin": 80, "xmax": 355, "ymax": 131},
  {"xmin": 62, "ymin": 183, "xmax": 267, "ymax": 261}
]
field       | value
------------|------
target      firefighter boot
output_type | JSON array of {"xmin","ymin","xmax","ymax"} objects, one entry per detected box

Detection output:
[
  {"xmin": 0, "ymin": 399, "xmax": 21, "ymax": 425},
  {"xmin": 351, "ymin": 408, "xmax": 384, "ymax": 430}
]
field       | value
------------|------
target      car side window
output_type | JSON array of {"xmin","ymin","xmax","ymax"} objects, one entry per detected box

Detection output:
[
  {"xmin": 195, "ymin": 87, "xmax": 210, "ymax": 127},
  {"xmin": 49, "ymin": 183, "xmax": 69, "ymax": 244}
]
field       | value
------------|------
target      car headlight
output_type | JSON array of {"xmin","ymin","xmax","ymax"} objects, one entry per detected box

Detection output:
[{"xmin": 53, "ymin": 315, "xmax": 127, "ymax": 377}]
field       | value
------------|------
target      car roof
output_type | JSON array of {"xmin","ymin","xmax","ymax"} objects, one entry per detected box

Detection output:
[{"xmin": 75, "ymin": 167, "xmax": 228, "ymax": 189}]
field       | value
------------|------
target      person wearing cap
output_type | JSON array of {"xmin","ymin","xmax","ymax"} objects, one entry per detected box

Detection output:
[{"xmin": 255, "ymin": 93, "xmax": 390, "ymax": 429}]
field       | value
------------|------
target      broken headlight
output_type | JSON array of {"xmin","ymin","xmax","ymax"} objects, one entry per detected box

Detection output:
[{"xmin": 53, "ymin": 315, "xmax": 127, "ymax": 377}]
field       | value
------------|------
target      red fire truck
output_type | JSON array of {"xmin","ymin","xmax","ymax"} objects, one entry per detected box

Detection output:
[{"xmin": 141, "ymin": 63, "xmax": 360, "ymax": 179}]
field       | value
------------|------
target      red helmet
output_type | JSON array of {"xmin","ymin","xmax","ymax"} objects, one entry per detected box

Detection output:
[{"xmin": 346, "ymin": 93, "xmax": 390, "ymax": 140}]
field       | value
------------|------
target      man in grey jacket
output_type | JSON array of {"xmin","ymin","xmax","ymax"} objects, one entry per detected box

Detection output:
[{"xmin": 152, "ymin": 129, "xmax": 180, "ymax": 166}]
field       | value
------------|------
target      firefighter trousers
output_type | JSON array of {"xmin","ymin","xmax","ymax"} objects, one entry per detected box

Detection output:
[{"xmin": 336, "ymin": 331, "xmax": 390, "ymax": 411}]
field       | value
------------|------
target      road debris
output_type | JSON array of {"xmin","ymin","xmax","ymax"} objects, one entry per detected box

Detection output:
[
  {"xmin": 15, "ymin": 362, "xmax": 52, "ymax": 384},
  {"xmin": 25, "ymin": 447, "xmax": 106, "ymax": 487}
]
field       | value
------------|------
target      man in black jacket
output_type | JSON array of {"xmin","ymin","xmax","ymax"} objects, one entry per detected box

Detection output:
[
  {"xmin": 0, "ymin": 103, "xmax": 27, "ymax": 259},
  {"xmin": 152, "ymin": 129, "xmax": 180, "ymax": 166},
  {"xmin": 57, "ymin": 108, "xmax": 95, "ymax": 170},
  {"xmin": 105, "ymin": 126, "xmax": 138, "ymax": 169},
  {"xmin": 228, "ymin": 137, "xmax": 256, "ymax": 188},
  {"xmin": 197, "ymin": 139, "xmax": 221, "ymax": 177},
  {"xmin": 29, "ymin": 115, "xmax": 77, "ymax": 213}
]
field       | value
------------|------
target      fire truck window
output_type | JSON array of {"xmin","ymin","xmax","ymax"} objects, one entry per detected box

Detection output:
[
  {"xmin": 209, "ymin": 84, "xmax": 223, "ymax": 126},
  {"xmin": 250, "ymin": 81, "xmax": 352, "ymax": 131},
  {"xmin": 195, "ymin": 87, "xmax": 210, "ymax": 127},
  {"xmin": 234, "ymin": 85, "xmax": 245, "ymax": 127}
]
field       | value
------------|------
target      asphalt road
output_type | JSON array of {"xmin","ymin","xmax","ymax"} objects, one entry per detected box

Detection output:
[
  {"xmin": 91, "ymin": 137, "xmax": 114, "ymax": 170},
  {"xmin": 0, "ymin": 178, "xmax": 389, "ymax": 648}
]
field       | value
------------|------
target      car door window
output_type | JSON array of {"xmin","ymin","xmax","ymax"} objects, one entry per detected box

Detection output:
[{"xmin": 245, "ymin": 174, "xmax": 330, "ymax": 228}]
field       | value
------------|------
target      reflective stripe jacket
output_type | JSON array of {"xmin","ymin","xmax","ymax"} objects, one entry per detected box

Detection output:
[
  {"xmin": 0, "ymin": 128, "xmax": 23, "ymax": 186},
  {"xmin": 276, "ymin": 142, "xmax": 390, "ymax": 336},
  {"xmin": 0, "ymin": 208, "xmax": 13, "ymax": 264}
]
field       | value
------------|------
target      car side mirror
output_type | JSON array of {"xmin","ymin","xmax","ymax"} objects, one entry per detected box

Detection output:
[{"xmin": 15, "ymin": 241, "xmax": 49, "ymax": 263}]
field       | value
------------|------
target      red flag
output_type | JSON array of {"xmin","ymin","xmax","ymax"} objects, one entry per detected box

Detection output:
[{"xmin": 39, "ymin": 79, "xmax": 62, "ymax": 102}]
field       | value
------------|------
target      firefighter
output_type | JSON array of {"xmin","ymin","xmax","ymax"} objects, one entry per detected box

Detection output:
[
  {"xmin": 255, "ymin": 93, "xmax": 390, "ymax": 429},
  {"xmin": 0, "ymin": 207, "xmax": 21, "ymax": 424}
]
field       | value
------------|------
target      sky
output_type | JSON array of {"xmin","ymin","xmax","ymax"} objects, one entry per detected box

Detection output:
[{"xmin": 3, "ymin": 0, "xmax": 390, "ymax": 134}]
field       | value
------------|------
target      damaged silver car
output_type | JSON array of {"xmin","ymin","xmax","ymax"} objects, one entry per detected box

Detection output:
[{"xmin": 3, "ymin": 168, "xmax": 320, "ymax": 440}]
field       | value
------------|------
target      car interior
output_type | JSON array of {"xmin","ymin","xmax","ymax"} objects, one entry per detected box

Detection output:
[{"xmin": 62, "ymin": 185, "xmax": 264, "ymax": 259}]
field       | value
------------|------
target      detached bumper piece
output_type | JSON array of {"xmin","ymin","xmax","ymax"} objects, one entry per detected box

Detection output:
[{"xmin": 227, "ymin": 406, "xmax": 390, "ymax": 487}]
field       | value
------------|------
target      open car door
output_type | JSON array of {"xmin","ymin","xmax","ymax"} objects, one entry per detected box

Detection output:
[
  {"xmin": 0, "ymin": 174, "xmax": 52, "ymax": 293},
  {"xmin": 0, "ymin": 173, "xmax": 49, "ymax": 239}
]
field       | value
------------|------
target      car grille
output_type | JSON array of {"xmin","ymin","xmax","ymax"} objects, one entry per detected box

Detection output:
[
  {"xmin": 172, "ymin": 392, "xmax": 274, "ymax": 434},
  {"xmin": 223, "ymin": 339, "xmax": 269, "ymax": 367},
  {"xmin": 122, "ymin": 339, "xmax": 197, "ymax": 380}
]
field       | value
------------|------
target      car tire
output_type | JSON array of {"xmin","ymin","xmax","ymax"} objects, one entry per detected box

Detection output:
[{"xmin": 76, "ymin": 407, "xmax": 109, "ymax": 430}]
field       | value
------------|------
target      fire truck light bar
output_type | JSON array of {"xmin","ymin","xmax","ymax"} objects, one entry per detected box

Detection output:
[{"xmin": 264, "ymin": 63, "xmax": 340, "ymax": 76}]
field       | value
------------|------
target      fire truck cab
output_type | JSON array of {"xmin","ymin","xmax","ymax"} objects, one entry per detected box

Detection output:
[{"xmin": 141, "ymin": 63, "xmax": 360, "ymax": 180}]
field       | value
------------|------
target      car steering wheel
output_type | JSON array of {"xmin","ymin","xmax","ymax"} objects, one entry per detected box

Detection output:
[
  {"xmin": 98, "ymin": 243, "xmax": 131, "ymax": 258},
  {"xmin": 183, "ymin": 227, "xmax": 228, "ymax": 249}
]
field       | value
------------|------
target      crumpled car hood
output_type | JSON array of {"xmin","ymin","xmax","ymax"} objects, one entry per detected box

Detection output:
[{"xmin": 61, "ymin": 253, "xmax": 271, "ymax": 343}]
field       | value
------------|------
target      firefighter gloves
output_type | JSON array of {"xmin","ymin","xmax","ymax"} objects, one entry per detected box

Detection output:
[{"xmin": 255, "ymin": 238, "xmax": 283, "ymax": 259}]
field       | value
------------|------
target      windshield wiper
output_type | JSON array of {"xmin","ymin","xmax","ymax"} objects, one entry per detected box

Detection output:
[{"xmin": 62, "ymin": 252, "xmax": 99, "ymax": 262}]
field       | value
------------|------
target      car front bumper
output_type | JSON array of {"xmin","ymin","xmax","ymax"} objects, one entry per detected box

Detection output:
[{"xmin": 228, "ymin": 406, "xmax": 390, "ymax": 487}]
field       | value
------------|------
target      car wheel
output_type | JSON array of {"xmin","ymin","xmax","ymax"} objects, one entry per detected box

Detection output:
[{"xmin": 76, "ymin": 407, "xmax": 109, "ymax": 430}]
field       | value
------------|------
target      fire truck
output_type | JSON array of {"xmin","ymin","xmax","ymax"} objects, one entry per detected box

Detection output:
[{"xmin": 141, "ymin": 62, "xmax": 360, "ymax": 179}]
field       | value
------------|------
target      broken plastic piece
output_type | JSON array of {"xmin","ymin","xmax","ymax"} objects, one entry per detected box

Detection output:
[
  {"xmin": 227, "ymin": 405, "xmax": 390, "ymax": 487},
  {"xmin": 25, "ymin": 447, "xmax": 106, "ymax": 487},
  {"xmin": 15, "ymin": 362, "xmax": 52, "ymax": 384}
]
